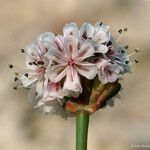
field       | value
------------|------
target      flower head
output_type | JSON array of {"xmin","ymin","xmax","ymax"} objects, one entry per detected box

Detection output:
[{"xmin": 11, "ymin": 22, "xmax": 138, "ymax": 117}]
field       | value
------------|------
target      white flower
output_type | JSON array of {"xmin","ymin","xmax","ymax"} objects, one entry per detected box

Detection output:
[
  {"xmin": 20, "ymin": 32, "xmax": 55, "ymax": 96},
  {"xmin": 13, "ymin": 22, "xmax": 134, "ymax": 116},
  {"xmin": 97, "ymin": 59, "xmax": 121, "ymax": 84},
  {"xmin": 46, "ymin": 36, "xmax": 97, "ymax": 94}
]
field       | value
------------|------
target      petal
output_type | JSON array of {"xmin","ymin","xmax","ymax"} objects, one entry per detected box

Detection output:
[
  {"xmin": 79, "ymin": 23, "xmax": 94, "ymax": 39},
  {"xmin": 25, "ymin": 43, "xmax": 42, "ymax": 60},
  {"xmin": 37, "ymin": 32, "xmax": 55, "ymax": 53},
  {"xmin": 95, "ymin": 44, "xmax": 108, "ymax": 53},
  {"xmin": 46, "ymin": 65, "xmax": 68, "ymax": 82},
  {"xmin": 28, "ymin": 85, "xmax": 37, "ymax": 103},
  {"xmin": 54, "ymin": 35, "xmax": 64, "ymax": 51},
  {"xmin": 20, "ymin": 74, "xmax": 38, "ymax": 87},
  {"xmin": 45, "ymin": 47, "xmax": 67, "ymax": 63},
  {"xmin": 63, "ymin": 23, "xmax": 79, "ymax": 37},
  {"xmin": 36, "ymin": 80, "xmax": 44, "ymax": 96},
  {"xmin": 63, "ymin": 67, "xmax": 82, "ymax": 93},
  {"xmin": 64, "ymin": 36, "xmax": 78, "ymax": 59},
  {"xmin": 93, "ymin": 30, "xmax": 109, "ymax": 44},
  {"xmin": 74, "ymin": 42, "xmax": 94, "ymax": 62},
  {"xmin": 75, "ymin": 62, "xmax": 97, "ymax": 79}
]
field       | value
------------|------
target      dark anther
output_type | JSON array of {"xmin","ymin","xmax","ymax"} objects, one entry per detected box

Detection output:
[
  {"xmin": 21, "ymin": 49, "xmax": 25, "ymax": 53},
  {"xmin": 13, "ymin": 86, "xmax": 17, "ymax": 90},
  {"xmin": 135, "ymin": 48, "xmax": 140, "ymax": 52},
  {"xmin": 29, "ymin": 62, "xmax": 33, "ymax": 65},
  {"xmin": 8, "ymin": 64, "xmax": 13, "ymax": 68},
  {"xmin": 135, "ymin": 59, "xmax": 139, "ymax": 64},
  {"xmin": 14, "ymin": 77, "xmax": 18, "ymax": 81},
  {"xmin": 37, "ymin": 61, "xmax": 44, "ymax": 65},
  {"xmin": 107, "ymin": 41, "xmax": 112, "ymax": 46},
  {"xmin": 82, "ymin": 32, "xmax": 87, "ymax": 39},
  {"xmin": 125, "ymin": 45, "xmax": 129, "ymax": 49},
  {"xmin": 33, "ymin": 61, "xmax": 37, "ymax": 65},
  {"xmin": 24, "ymin": 73, "xmax": 28, "ymax": 77},
  {"xmin": 124, "ymin": 28, "xmax": 128, "ymax": 32},
  {"xmin": 99, "ymin": 22, "xmax": 103, "ymax": 26},
  {"xmin": 121, "ymin": 50, "xmax": 125, "ymax": 54},
  {"xmin": 54, "ymin": 33, "xmax": 58, "ymax": 36},
  {"xmin": 118, "ymin": 29, "xmax": 123, "ymax": 34},
  {"xmin": 125, "ymin": 60, "xmax": 129, "ymax": 64}
]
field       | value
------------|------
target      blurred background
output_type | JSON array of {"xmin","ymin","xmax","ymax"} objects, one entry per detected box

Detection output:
[{"xmin": 0, "ymin": 0, "xmax": 150, "ymax": 150}]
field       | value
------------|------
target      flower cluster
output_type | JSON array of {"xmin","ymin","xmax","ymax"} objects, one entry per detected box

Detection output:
[{"xmin": 11, "ymin": 22, "xmax": 137, "ymax": 117}]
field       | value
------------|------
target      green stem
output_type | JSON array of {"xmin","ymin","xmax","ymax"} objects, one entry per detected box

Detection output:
[{"xmin": 76, "ymin": 111, "xmax": 89, "ymax": 150}]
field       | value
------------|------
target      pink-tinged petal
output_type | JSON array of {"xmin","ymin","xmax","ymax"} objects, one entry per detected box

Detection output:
[
  {"xmin": 44, "ymin": 82, "xmax": 64, "ymax": 99},
  {"xmin": 54, "ymin": 35, "xmax": 64, "ymax": 51},
  {"xmin": 36, "ymin": 80, "xmax": 44, "ymax": 96},
  {"xmin": 46, "ymin": 65, "xmax": 68, "ymax": 82},
  {"xmin": 93, "ymin": 30, "xmax": 109, "ymax": 44},
  {"xmin": 97, "ymin": 59, "xmax": 120, "ymax": 84},
  {"xmin": 79, "ymin": 23, "xmax": 94, "ymax": 39},
  {"xmin": 20, "ymin": 74, "xmax": 38, "ymax": 87},
  {"xmin": 95, "ymin": 44, "xmax": 108, "ymax": 53},
  {"xmin": 45, "ymin": 47, "xmax": 67, "ymax": 63},
  {"xmin": 63, "ymin": 67, "xmax": 82, "ymax": 93},
  {"xmin": 75, "ymin": 62, "xmax": 97, "ymax": 79},
  {"xmin": 64, "ymin": 36, "xmax": 78, "ymax": 59},
  {"xmin": 63, "ymin": 23, "xmax": 79, "ymax": 37},
  {"xmin": 37, "ymin": 32, "xmax": 55, "ymax": 53},
  {"xmin": 74, "ymin": 42, "xmax": 94, "ymax": 62},
  {"xmin": 25, "ymin": 43, "xmax": 42, "ymax": 60}
]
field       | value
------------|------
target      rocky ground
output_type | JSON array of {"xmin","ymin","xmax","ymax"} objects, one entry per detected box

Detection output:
[{"xmin": 0, "ymin": 0, "xmax": 150, "ymax": 150}]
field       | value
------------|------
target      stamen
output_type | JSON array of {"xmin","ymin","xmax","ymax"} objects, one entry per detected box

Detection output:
[
  {"xmin": 135, "ymin": 59, "xmax": 139, "ymax": 64},
  {"xmin": 8, "ymin": 64, "xmax": 13, "ymax": 69},
  {"xmin": 124, "ymin": 28, "xmax": 128, "ymax": 32},
  {"xmin": 54, "ymin": 33, "xmax": 58, "ymax": 36},
  {"xmin": 135, "ymin": 48, "xmax": 140, "ymax": 52},
  {"xmin": 118, "ymin": 29, "xmax": 123, "ymax": 34},
  {"xmin": 29, "ymin": 62, "xmax": 33, "ymax": 65},
  {"xmin": 107, "ymin": 41, "xmax": 112, "ymax": 46},
  {"xmin": 14, "ymin": 77, "xmax": 18, "ymax": 81},
  {"xmin": 33, "ymin": 61, "xmax": 38, "ymax": 66},
  {"xmin": 24, "ymin": 73, "xmax": 28, "ymax": 77},
  {"xmin": 99, "ymin": 22, "xmax": 103, "ymax": 26},
  {"xmin": 121, "ymin": 50, "xmax": 125, "ymax": 54},
  {"xmin": 13, "ymin": 86, "xmax": 17, "ymax": 90},
  {"xmin": 125, "ymin": 45, "xmax": 129, "ymax": 49},
  {"xmin": 21, "ymin": 49, "xmax": 25, "ymax": 53},
  {"xmin": 128, "ymin": 48, "xmax": 140, "ymax": 57},
  {"xmin": 125, "ymin": 60, "xmax": 129, "ymax": 64}
]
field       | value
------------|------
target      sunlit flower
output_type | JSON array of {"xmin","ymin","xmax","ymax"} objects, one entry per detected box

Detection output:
[
  {"xmin": 46, "ymin": 36, "xmax": 97, "ymax": 95},
  {"xmin": 97, "ymin": 59, "xmax": 121, "ymax": 84},
  {"xmin": 11, "ymin": 22, "xmax": 138, "ymax": 116},
  {"xmin": 20, "ymin": 32, "xmax": 55, "ymax": 96}
]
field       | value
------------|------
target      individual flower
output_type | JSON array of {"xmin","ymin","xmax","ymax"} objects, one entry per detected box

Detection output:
[
  {"xmin": 97, "ymin": 59, "xmax": 121, "ymax": 84},
  {"xmin": 20, "ymin": 32, "xmax": 55, "ymax": 96},
  {"xmin": 46, "ymin": 35, "xmax": 97, "ymax": 95},
  {"xmin": 35, "ymin": 82, "xmax": 68, "ymax": 115}
]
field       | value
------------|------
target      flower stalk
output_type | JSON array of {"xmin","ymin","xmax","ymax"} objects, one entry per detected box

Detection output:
[{"xmin": 76, "ymin": 111, "xmax": 89, "ymax": 150}]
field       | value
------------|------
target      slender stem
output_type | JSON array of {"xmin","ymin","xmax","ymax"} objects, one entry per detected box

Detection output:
[{"xmin": 76, "ymin": 111, "xmax": 89, "ymax": 150}]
